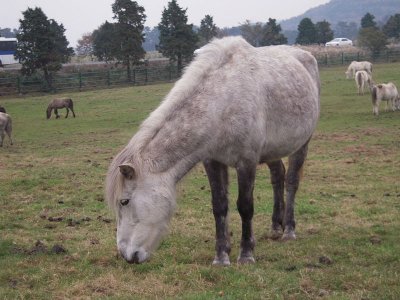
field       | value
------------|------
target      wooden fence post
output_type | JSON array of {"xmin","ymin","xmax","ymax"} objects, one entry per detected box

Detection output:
[
  {"xmin": 107, "ymin": 70, "xmax": 111, "ymax": 87},
  {"xmin": 17, "ymin": 76, "xmax": 21, "ymax": 94},
  {"xmin": 341, "ymin": 52, "xmax": 344, "ymax": 65},
  {"xmin": 79, "ymin": 72, "xmax": 82, "ymax": 91}
]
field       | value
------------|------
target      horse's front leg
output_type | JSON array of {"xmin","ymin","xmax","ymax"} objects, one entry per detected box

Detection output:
[
  {"xmin": 267, "ymin": 160, "xmax": 286, "ymax": 240},
  {"xmin": 203, "ymin": 159, "xmax": 230, "ymax": 266},
  {"xmin": 236, "ymin": 162, "xmax": 256, "ymax": 264},
  {"xmin": 282, "ymin": 141, "xmax": 309, "ymax": 240},
  {"xmin": 54, "ymin": 108, "xmax": 60, "ymax": 119}
]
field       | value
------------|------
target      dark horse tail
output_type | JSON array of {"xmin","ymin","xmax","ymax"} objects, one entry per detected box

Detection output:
[
  {"xmin": 371, "ymin": 85, "xmax": 378, "ymax": 105},
  {"xmin": 356, "ymin": 72, "xmax": 362, "ymax": 87}
]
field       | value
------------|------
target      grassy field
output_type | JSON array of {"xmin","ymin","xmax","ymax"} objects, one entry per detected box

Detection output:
[{"xmin": 0, "ymin": 63, "xmax": 399, "ymax": 299}]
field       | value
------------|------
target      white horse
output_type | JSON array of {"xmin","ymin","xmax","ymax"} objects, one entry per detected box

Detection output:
[
  {"xmin": 355, "ymin": 70, "xmax": 373, "ymax": 95},
  {"xmin": 346, "ymin": 61, "xmax": 372, "ymax": 79},
  {"xmin": 105, "ymin": 37, "xmax": 320, "ymax": 265},
  {"xmin": 0, "ymin": 112, "xmax": 13, "ymax": 147},
  {"xmin": 371, "ymin": 82, "xmax": 400, "ymax": 115}
]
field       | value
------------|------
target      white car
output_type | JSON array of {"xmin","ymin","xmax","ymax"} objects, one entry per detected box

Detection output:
[{"xmin": 325, "ymin": 38, "xmax": 353, "ymax": 47}]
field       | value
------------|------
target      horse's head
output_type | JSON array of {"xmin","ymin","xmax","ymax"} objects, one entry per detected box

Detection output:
[
  {"xmin": 112, "ymin": 163, "xmax": 176, "ymax": 264},
  {"xmin": 345, "ymin": 70, "xmax": 351, "ymax": 79},
  {"xmin": 46, "ymin": 106, "xmax": 52, "ymax": 119}
]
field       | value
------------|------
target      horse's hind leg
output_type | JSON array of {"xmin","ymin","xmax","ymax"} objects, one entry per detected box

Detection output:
[
  {"xmin": 267, "ymin": 160, "xmax": 286, "ymax": 240},
  {"xmin": 236, "ymin": 162, "xmax": 256, "ymax": 264},
  {"xmin": 65, "ymin": 108, "xmax": 69, "ymax": 118},
  {"xmin": 204, "ymin": 159, "xmax": 231, "ymax": 266},
  {"xmin": 282, "ymin": 141, "xmax": 309, "ymax": 241}
]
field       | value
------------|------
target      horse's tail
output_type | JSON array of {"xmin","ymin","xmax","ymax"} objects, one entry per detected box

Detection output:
[
  {"xmin": 371, "ymin": 86, "xmax": 378, "ymax": 105},
  {"xmin": 67, "ymin": 98, "xmax": 74, "ymax": 109},
  {"xmin": 356, "ymin": 72, "xmax": 362, "ymax": 87},
  {"xmin": 5, "ymin": 114, "xmax": 12, "ymax": 135}
]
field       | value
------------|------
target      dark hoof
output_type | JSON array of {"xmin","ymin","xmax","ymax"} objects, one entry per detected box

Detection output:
[{"xmin": 212, "ymin": 252, "xmax": 230, "ymax": 266}]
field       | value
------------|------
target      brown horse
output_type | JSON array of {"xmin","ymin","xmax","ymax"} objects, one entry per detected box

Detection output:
[
  {"xmin": 0, "ymin": 105, "xmax": 6, "ymax": 113},
  {"xmin": 46, "ymin": 98, "xmax": 76, "ymax": 119}
]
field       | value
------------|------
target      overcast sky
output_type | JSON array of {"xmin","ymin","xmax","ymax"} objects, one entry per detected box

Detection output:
[{"xmin": 1, "ymin": 0, "xmax": 330, "ymax": 47}]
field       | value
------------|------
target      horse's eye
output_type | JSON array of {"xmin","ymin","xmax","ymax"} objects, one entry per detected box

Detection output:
[{"xmin": 120, "ymin": 199, "xmax": 130, "ymax": 206}]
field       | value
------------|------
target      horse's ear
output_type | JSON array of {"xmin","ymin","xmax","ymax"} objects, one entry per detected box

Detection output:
[
  {"xmin": 119, "ymin": 163, "xmax": 135, "ymax": 180},
  {"xmin": 377, "ymin": 84, "xmax": 383, "ymax": 89}
]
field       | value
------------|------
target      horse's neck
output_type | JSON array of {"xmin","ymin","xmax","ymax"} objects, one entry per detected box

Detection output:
[{"xmin": 135, "ymin": 116, "xmax": 206, "ymax": 183}]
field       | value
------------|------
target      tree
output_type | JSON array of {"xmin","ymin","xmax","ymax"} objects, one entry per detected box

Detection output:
[
  {"xmin": 358, "ymin": 27, "xmax": 388, "ymax": 58},
  {"xmin": 315, "ymin": 20, "xmax": 334, "ymax": 44},
  {"xmin": 198, "ymin": 15, "xmax": 218, "ymax": 47},
  {"xmin": 383, "ymin": 14, "xmax": 400, "ymax": 39},
  {"xmin": 112, "ymin": 0, "xmax": 146, "ymax": 81},
  {"xmin": 0, "ymin": 28, "xmax": 19, "ymax": 38},
  {"xmin": 295, "ymin": 18, "xmax": 317, "ymax": 45},
  {"xmin": 92, "ymin": 21, "xmax": 117, "ymax": 63},
  {"xmin": 361, "ymin": 13, "xmax": 377, "ymax": 29},
  {"xmin": 260, "ymin": 18, "xmax": 287, "ymax": 46},
  {"xmin": 15, "ymin": 7, "xmax": 74, "ymax": 89},
  {"xmin": 157, "ymin": 0, "xmax": 198, "ymax": 73},
  {"xmin": 240, "ymin": 20, "xmax": 264, "ymax": 47},
  {"xmin": 334, "ymin": 21, "xmax": 358, "ymax": 40},
  {"xmin": 76, "ymin": 33, "xmax": 94, "ymax": 58},
  {"xmin": 143, "ymin": 26, "xmax": 159, "ymax": 51}
]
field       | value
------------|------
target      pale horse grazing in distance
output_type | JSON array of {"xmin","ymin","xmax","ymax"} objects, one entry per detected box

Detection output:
[
  {"xmin": 371, "ymin": 82, "xmax": 400, "ymax": 115},
  {"xmin": 0, "ymin": 112, "xmax": 13, "ymax": 147},
  {"xmin": 355, "ymin": 70, "xmax": 373, "ymax": 95},
  {"xmin": 345, "ymin": 61, "xmax": 373, "ymax": 79},
  {"xmin": 105, "ymin": 36, "xmax": 320, "ymax": 266}
]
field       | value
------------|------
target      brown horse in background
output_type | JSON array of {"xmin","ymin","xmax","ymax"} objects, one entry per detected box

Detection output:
[
  {"xmin": 0, "ymin": 105, "xmax": 6, "ymax": 113},
  {"xmin": 46, "ymin": 98, "xmax": 76, "ymax": 119}
]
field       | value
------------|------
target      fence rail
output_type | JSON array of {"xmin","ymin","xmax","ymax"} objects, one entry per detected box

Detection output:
[{"xmin": 1, "ymin": 49, "xmax": 400, "ymax": 97}]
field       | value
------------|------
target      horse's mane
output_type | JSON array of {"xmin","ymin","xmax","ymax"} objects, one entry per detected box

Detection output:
[{"xmin": 106, "ymin": 37, "xmax": 254, "ymax": 210}]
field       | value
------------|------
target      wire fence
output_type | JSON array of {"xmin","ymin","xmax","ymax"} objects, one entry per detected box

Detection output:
[{"xmin": 1, "ymin": 49, "xmax": 400, "ymax": 97}]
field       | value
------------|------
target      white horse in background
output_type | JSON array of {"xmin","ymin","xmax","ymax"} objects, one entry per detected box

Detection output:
[
  {"xmin": 105, "ymin": 36, "xmax": 320, "ymax": 266},
  {"xmin": 346, "ymin": 61, "xmax": 373, "ymax": 79},
  {"xmin": 0, "ymin": 112, "xmax": 13, "ymax": 147},
  {"xmin": 371, "ymin": 82, "xmax": 400, "ymax": 115},
  {"xmin": 355, "ymin": 70, "xmax": 373, "ymax": 95}
]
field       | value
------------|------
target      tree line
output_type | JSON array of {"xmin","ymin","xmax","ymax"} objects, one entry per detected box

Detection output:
[{"xmin": 3, "ymin": 0, "xmax": 400, "ymax": 89}]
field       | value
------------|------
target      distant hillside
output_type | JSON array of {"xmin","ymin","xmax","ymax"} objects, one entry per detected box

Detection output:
[{"xmin": 280, "ymin": 0, "xmax": 400, "ymax": 31}]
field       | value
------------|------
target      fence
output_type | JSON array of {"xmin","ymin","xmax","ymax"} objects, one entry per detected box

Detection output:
[
  {"xmin": 0, "ymin": 64, "xmax": 180, "ymax": 97},
  {"xmin": 1, "ymin": 49, "xmax": 400, "ymax": 97}
]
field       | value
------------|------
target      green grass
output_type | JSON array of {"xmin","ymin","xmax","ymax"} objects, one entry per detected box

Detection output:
[{"xmin": 0, "ymin": 63, "xmax": 399, "ymax": 299}]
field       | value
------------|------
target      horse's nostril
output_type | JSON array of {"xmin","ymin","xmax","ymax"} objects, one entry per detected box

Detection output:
[{"xmin": 132, "ymin": 251, "xmax": 140, "ymax": 264}]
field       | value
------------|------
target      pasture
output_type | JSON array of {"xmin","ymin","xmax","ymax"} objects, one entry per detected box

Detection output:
[{"xmin": 0, "ymin": 63, "xmax": 399, "ymax": 299}]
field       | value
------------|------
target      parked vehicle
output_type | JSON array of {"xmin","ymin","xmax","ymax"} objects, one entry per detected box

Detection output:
[{"xmin": 325, "ymin": 38, "xmax": 353, "ymax": 47}]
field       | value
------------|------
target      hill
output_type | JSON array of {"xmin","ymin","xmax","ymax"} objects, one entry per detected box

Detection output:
[{"xmin": 280, "ymin": 0, "xmax": 400, "ymax": 31}]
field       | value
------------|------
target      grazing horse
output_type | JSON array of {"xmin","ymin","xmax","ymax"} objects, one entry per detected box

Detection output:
[
  {"xmin": 345, "ymin": 61, "xmax": 372, "ymax": 79},
  {"xmin": 0, "ymin": 112, "xmax": 13, "ymax": 147},
  {"xmin": 355, "ymin": 70, "xmax": 373, "ymax": 95},
  {"xmin": 105, "ymin": 37, "xmax": 320, "ymax": 265},
  {"xmin": 46, "ymin": 98, "xmax": 75, "ymax": 119},
  {"xmin": 371, "ymin": 82, "xmax": 400, "ymax": 115},
  {"xmin": 0, "ymin": 105, "xmax": 6, "ymax": 113}
]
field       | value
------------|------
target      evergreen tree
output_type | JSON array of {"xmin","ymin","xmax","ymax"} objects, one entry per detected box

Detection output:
[
  {"xmin": 358, "ymin": 27, "xmax": 388, "ymax": 58},
  {"xmin": 157, "ymin": 0, "xmax": 198, "ymax": 72},
  {"xmin": 315, "ymin": 20, "xmax": 334, "ymax": 44},
  {"xmin": 111, "ymin": 0, "xmax": 146, "ymax": 81},
  {"xmin": 260, "ymin": 18, "xmax": 287, "ymax": 46},
  {"xmin": 198, "ymin": 15, "xmax": 218, "ymax": 46},
  {"xmin": 92, "ymin": 21, "xmax": 117, "ymax": 63},
  {"xmin": 383, "ymin": 14, "xmax": 400, "ymax": 39},
  {"xmin": 361, "ymin": 13, "xmax": 377, "ymax": 29},
  {"xmin": 295, "ymin": 18, "xmax": 317, "ymax": 45},
  {"xmin": 15, "ymin": 7, "xmax": 74, "ymax": 89}
]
